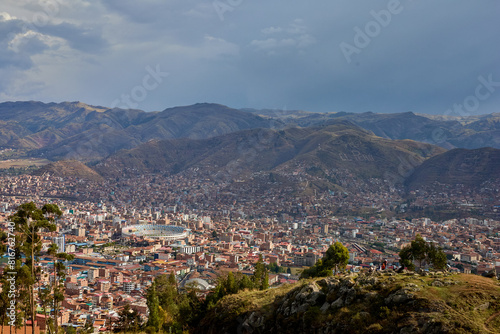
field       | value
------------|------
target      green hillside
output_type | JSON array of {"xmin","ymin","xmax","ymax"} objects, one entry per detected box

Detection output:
[{"xmin": 198, "ymin": 273, "xmax": 500, "ymax": 334}]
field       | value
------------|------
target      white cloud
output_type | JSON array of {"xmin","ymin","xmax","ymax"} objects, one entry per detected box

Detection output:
[
  {"xmin": 262, "ymin": 26, "xmax": 283, "ymax": 35},
  {"xmin": 0, "ymin": 12, "xmax": 15, "ymax": 21},
  {"xmin": 183, "ymin": 3, "xmax": 214, "ymax": 19},
  {"xmin": 251, "ymin": 20, "xmax": 316, "ymax": 54},
  {"xmin": 250, "ymin": 38, "xmax": 296, "ymax": 50},
  {"xmin": 287, "ymin": 19, "xmax": 307, "ymax": 35},
  {"xmin": 202, "ymin": 35, "xmax": 240, "ymax": 58}
]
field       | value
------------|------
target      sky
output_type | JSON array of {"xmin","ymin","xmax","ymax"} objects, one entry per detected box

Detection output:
[{"xmin": 0, "ymin": 0, "xmax": 499, "ymax": 115}]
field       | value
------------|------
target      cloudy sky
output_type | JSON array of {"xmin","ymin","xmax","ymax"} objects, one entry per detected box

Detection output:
[{"xmin": 0, "ymin": 0, "xmax": 499, "ymax": 115}]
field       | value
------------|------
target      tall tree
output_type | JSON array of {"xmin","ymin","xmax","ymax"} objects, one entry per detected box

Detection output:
[
  {"xmin": 0, "ymin": 274, "xmax": 9, "ymax": 333},
  {"xmin": 146, "ymin": 282, "xmax": 160, "ymax": 331},
  {"xmin": 252, "ymin": 254, "xmax": 269, "ymax": 290},
  {"xmin": 154, "ymin": 273, "xmax": 180, "ymax": 330},
  {"xmin": 409, "ymin": 234, "xmax": 428, "ymax": 269},
  {"xmin": 10, "ymin": 202, "xmax": 61, "ymax": 334},
  {"xmin": 47, "ymin": 242, "xmax": 58, "ymax": 334},
  {"xmin": 37, "ymin": 286, "xmax": 52, "ymax": 334},
  {"xmin": 225, "ymin": 272, "xmax": 237, "ymax": 294},
  {"xmin": 53, "ymin": 252, "xmax": 74, "ymax": 334},
  {"xmin": 262, "ymin": 271, "xmax": 269, "ymax": 290}
]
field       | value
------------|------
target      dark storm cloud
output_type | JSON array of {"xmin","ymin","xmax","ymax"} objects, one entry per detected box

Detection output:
[
  {"xmin": 38, "ymin": 22, "xmax": 108, "ymax": 53},
  {"xmin": 231, "ymin": 0, "xmax": 500, "ymax": 114},
  {"xmin": 0, "ymin": 0, "xmax": 499, "ymax": 115},
  {"xmin": 0, "ymin": 12, "xmax": 107, "ymax": 71},
  {"xmin": 0, "ymin": 18, "xmax": 39, "ymax": 69}
]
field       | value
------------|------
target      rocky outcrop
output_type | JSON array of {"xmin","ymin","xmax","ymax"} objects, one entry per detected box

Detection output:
[{"xmin": 198, "ymin": 272, "xmax": 500, "ymax": 334}]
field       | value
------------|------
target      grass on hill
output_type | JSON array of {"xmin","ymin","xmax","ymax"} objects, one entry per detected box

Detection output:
[{"xmin": 199, "ymin": 272, "xmax": 500, "ymax": 334}]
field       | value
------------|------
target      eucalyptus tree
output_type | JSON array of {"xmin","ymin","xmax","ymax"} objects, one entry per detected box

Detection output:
[
  {"xmin": 10, "ymin": 202, "xmax": 61, "ymax": 334},
  {"xmin": 48, "ymin": 243, "xmax": 74, "ymax": 334}
]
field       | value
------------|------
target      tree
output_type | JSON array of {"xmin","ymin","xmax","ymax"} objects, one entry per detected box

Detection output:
[
  {"xmin": 47, "ymin": 243, "xmax": 58, "ymax": 334},
  {"xmin": 118, "ymin": 304, "xmax": 142, "ymax": 333},
  {"xmin": 146, "ymin": 282, "xmax": 160, "ymax": 331},
  {"xmin": 399, "ymin": 244, "xmax": 415, "ymax": 271},
  {"xmin": 178, "ymin": 283, "xmax": 203, "ymax": 330},
  {"xmin": 38, "ymin": 285, "xmax": 53, "ymax": 334},
  {"xmin": 81, "ymin": 318, "xmax": 94, "ymax": 334},
  {"xmin": 262, "ymin": 271, "xmax": 269, "ymax": 290},
  {"xmin": 225, "ymin": 272, "xmax": 237, "ymax": 294},
  {"xmin": 238, "ymin": 274, "xmax": 254, "ymax": 291},
  {"xmin": 300, "ymin": 242, "xmax": 349, "ymax": 279},
  {"xmin": 427, "ymin": 243, "xmax": 447, "ymax": 270},
  {"xmin": 252, "ymin": 254, "xmax": 269, "ymax": 290},
  {"xmin": 268, "ymin": 262, "xmax": 286, "ymax": 274},
  {"xmin": 399, "ymin": 234, "xmax": 448, "ymax": 271},
  {"xmin": 410, "ymin": 234, "xmax": 428, "ymax": 269},
  {"xmin": 0, "ymin": 274, "xmax": 10, "ymax": 332},
  {"xmin": 154, "ymin": 274, "xmax": 180, "ymax": 331},
  {"xmin": 48, "ymin": 243, "xmax": 74, "ymax": 334},
  {"xmin": 65, "ymin": 327, "xmax": 76, "ymax": 334},
  {"xmin": 324, "ymin": 242, "xmax": 350, "ymax": 274},
  {"xmin": 205, "ymin": 272, "xmax": 257, "ymax": 313},
  {"xmin": 10, "ymin": 202, "xmax": 61, "ymax": 334}
]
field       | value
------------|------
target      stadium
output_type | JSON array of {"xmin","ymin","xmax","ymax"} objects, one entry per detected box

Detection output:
[{"xmin": 121, "ymin": 224, "xmax": 190, "ymax": 240}]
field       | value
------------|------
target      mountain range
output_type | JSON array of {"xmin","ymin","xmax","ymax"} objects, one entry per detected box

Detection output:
[
  {"xmin": 243, "ymin": 108, "xmax": 500, "ymax": 150},
  {"xmin": 1, "ymin": 101, "xmax": 499, "ymax": 193},
  {"xmin": 0, "ymin": 101, "xmax": 276, "ymax": 161},
  {"xmin": 1, "ymin": 101, "xmax": 499, "ymax": 162},
  {"xmin": 93, "ymin": 121, "xmax": 444, "ymax": 187}
]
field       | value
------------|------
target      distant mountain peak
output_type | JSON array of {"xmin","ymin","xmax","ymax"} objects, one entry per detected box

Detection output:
[{"xmin": 163, "ymin": 102, "xmax": 232, "ymax": 112}]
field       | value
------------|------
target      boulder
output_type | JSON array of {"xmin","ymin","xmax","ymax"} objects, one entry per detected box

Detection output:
[
  {"xmin": 344, "ymin": 288, "xmax": 356, "ymax": 305},
  {"xmin": 431, "ymin": 280, "xmax": 444, "ymax": 287},
  {"xmin": 331, "ymin": 296, "xmax": 344, "ymax": 308},
  {"xmin": 320, "ymin": 302, "xmax": 330, "ymax": 313},
  {"xmin": 475, "ymin": 302, "xmax": 489, "ymax": 311},
  {"xmin": 306, "ymin": 291, "xmax": 325, "ymax": 305},
  {"xmin": 385, "ymin": 289, "xmax": 414, "ymax": 305}
]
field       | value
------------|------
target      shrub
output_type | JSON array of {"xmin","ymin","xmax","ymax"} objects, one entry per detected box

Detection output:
[
  {"xmin": 379, "ymin": 306, "xmax": 391, "ymax": 319},
  {"xmin": 366, "ymin": 323, "xmax": 383, "ymax": 332}
]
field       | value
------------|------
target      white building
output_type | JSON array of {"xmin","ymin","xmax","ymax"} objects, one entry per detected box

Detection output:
[{"xmin": 53, "ymin": 235, "xmax": 65, "ymax": 253}]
